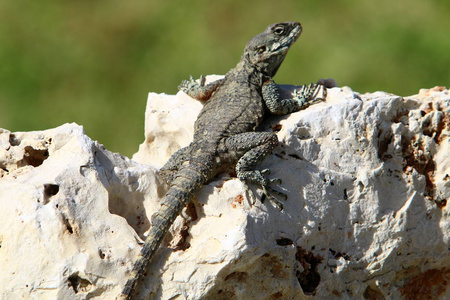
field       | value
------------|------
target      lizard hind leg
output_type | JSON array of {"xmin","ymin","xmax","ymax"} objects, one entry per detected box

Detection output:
[{"xmin": 225, "ymin": 132, "xmax": 286, "ymax": 209}]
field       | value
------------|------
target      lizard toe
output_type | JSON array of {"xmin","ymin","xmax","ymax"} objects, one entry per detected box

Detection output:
[
  {"xmin": 270, "ymin": 177, "xmax": 282, "ymax": 185},
  {"xmin": 261, "ymin": 185, "xmax": 287, "ymax": 210},
  {"xmin": 261, "ymin": 168, "xmax": 271, "ymax": 175}
]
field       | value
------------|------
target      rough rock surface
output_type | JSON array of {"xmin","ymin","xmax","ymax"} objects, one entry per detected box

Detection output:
[{"xmin": 1, "ymin": 81, "xmax": 449, "ymax": 300}]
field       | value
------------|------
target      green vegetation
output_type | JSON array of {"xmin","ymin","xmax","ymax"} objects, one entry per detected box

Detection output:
[{"xmin": 1, "ymin": 1, "xmax": 449, "ymax": 156}]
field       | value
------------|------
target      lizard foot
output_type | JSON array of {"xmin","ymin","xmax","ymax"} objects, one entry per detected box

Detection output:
[
  {"xmin": 293, "ymin": 83, "xmax": 326, "ymax": 106},
  {"xmin": 240, "ymin": 169, "xmax": 286, "ymax": 210},
  {"xmin": 178, "ymin": 75, "xmax": 206, "ymax": 94}
]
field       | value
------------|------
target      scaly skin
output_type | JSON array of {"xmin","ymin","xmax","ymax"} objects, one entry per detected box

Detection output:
[{"xmin": 118, "ymin": 21, "xmax": 326, "ymax": 299}]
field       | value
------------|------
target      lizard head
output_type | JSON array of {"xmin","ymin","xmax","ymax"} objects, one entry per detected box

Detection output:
[{"xmin": 243, "ymin": 21, "xmax": 302, "ymax": 77}]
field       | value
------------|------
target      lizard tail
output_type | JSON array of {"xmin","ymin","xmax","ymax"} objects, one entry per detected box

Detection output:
[{"xmin": 118, "ymin": 153, "xmax": 214, "ymax": 299}]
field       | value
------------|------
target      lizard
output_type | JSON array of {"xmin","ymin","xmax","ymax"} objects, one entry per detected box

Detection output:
[{"xmin": 118, "ymin": 21, "xmax": 327, "ymax": 299}]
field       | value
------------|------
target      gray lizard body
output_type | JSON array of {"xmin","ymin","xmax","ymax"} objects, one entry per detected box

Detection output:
[{"xmin": 119, "ymin": 21, "xmax": 326, "ymax": 299}]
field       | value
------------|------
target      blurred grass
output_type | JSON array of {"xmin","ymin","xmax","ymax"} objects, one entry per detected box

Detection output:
[{"xmin": 0, "ymin": 0, "xmax": 449, "ymax": 157}]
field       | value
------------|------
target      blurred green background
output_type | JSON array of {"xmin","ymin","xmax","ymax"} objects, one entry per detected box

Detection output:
[{"xmin": 1, "ymin": 1, "xmax": 449, "ymax": 157}]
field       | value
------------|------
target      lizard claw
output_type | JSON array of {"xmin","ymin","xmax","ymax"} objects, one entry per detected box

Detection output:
[
  {"xmin": 260, "ymin": 175, "xmax": 286, "ymax": 210},
  {"xmin": 178, "ymin": 75, "xmax": 205, "ymax": 93},
  {"xmin": 293, "ymin": 83, "xmax": 325, "ymax": 106},
  {"xmin": 261, "ymin": 187, "xmax": 285, "ymax": 210},
  {"xmin": 243, "ymin": 182, "xmax": 257, "ymax": 206},
  {"xmin": 270, "ymin": 178, "xmax": 282, "ymax": 185},
  {"xmin": 261, "ymin": 168, "xmax": 271, "ymax": 175},
  {"xmin": 188, "ymin": 75, "xmax": 206, "ymax": 86},
  {"xmin": 199, "ymin": 74, "xmax": 206, "ymax": 86}
]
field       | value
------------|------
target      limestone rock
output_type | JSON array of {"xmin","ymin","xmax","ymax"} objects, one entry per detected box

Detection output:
[
  {"xmin": 132, "ymin": 75, "xmax": 223, "ymax": 166},
  {"xmin": 0, "ymin": 82, "xmax": 449, "ymax": 300},
  {"xmin": 133, "ymin": 83, "xmax": 450, "ymax": 300},
  {"xmin": 0, "ymin": 124, "xmax": 164, "ymax": 299}
]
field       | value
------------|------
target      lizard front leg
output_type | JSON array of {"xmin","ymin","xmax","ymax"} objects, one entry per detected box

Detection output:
[
  {"xmin": 178, "ymin": 75, "xmax": 224, "ymax": 101},
  {"xmin": 263, "ymin": 80, "xmax": 325, "ymax": 115}
]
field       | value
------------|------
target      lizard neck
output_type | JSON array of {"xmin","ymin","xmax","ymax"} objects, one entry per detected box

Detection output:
[{"xmin": 234, "ymin": 59, "xmax": 269, "ymax": 85}]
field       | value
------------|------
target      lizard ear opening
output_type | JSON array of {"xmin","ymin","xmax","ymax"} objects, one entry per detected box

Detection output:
[
  {"xmin": 257, "ymin": 46, "xmax": 267, "ymax": 54},
  {"xmin": 245, "ymin": 45, "xmax": 285, "ymax": 77}
]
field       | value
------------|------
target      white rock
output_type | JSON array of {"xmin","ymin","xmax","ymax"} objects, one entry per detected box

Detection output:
[
  {"xmin": 0, "ymin": 124, "xmax": 163, "ymax": 299},
  {"xmin": 1, "ymin": 83, "xmax": 449, "ymax": 300},
  {"xmin": 133, "ymin": 83, "xmax": 450, "ymax": 300},
  {"xmin": 132, "ymin": 75, "xmax": 224, "ymax": 166}
]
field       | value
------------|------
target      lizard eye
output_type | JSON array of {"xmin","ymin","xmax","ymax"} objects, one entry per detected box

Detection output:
[
  {"xmin": 257, "ymin": 46, "xmax": 267, "ymax": 54},
  {"xmin": 273, "ymin": 26, "xmax": 285, "ymax": 35}
]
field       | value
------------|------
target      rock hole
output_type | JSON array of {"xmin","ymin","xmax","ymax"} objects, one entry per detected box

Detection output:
[
  {"xmin": 271, "ymin": 291, "xmax": 283, "ymax": 299},
  {"xmin": 358, "ymin": 181, "xmax": 365, "ymax": 193},
  {"xmin": 68, "ymin": 275, "xmax": 79, "ymax": 293},
  {"xmin": 0, "ymin": 164, "xmax": 8, "ymax": 172},
  {"xmin": 61, "ymin": 214, "xmax": 74, "ymax": 234},
  {"xmin": 66, "ymin": 224, "xmax": 74, "ymax": 234},
  {"xmin": 435, "ymin": 110, "xmax": 449, "ymax": 144},
  {"xmin": 329, "ymin": 248, "xmax": 351, "ymax": 260},
  {"xmin": 276, "ymin": 237, "xmax": 293, "ymax": 246},
  {"xmin": 68, "ymin": 274, "xmax": 92, "ymax": 294},
  {"xmin": 19, "ymin": 146, "xmax": 49, "ymax": 167},
  {"xmin": 295, "ymin": 246, "xmax": 323, "ymax": 295},
  {"xmin": 9, "ymin": 134, "xmax": 20, "ymax": 146},
  {"xmin": 377, "ymin": 129, "xmax": 393, "ymax": 161},
  {"xmin": 288, "ymin": 153, "xmax": 302, "ymax": 160},
  {"xmin": 435, "ymin": 198, "xmax": 447, "ymax": 208},
  {"xmin": 343, "ymin": 189, "xmax": 348, "ymax": 200},
  {"xmin": 98, "ymin": 249, "xmax": 106, "ymax": 259},
  {"xmin": 271, "ymin": 123, "xmax": 283, "ymax": 132},
  {"xmin": 363, "ymin": 284, "xmax": 385, "ymax": 300},
  {"xmin": 44, "ymin": 184, "xmax": 59, "ymax": 197}
]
